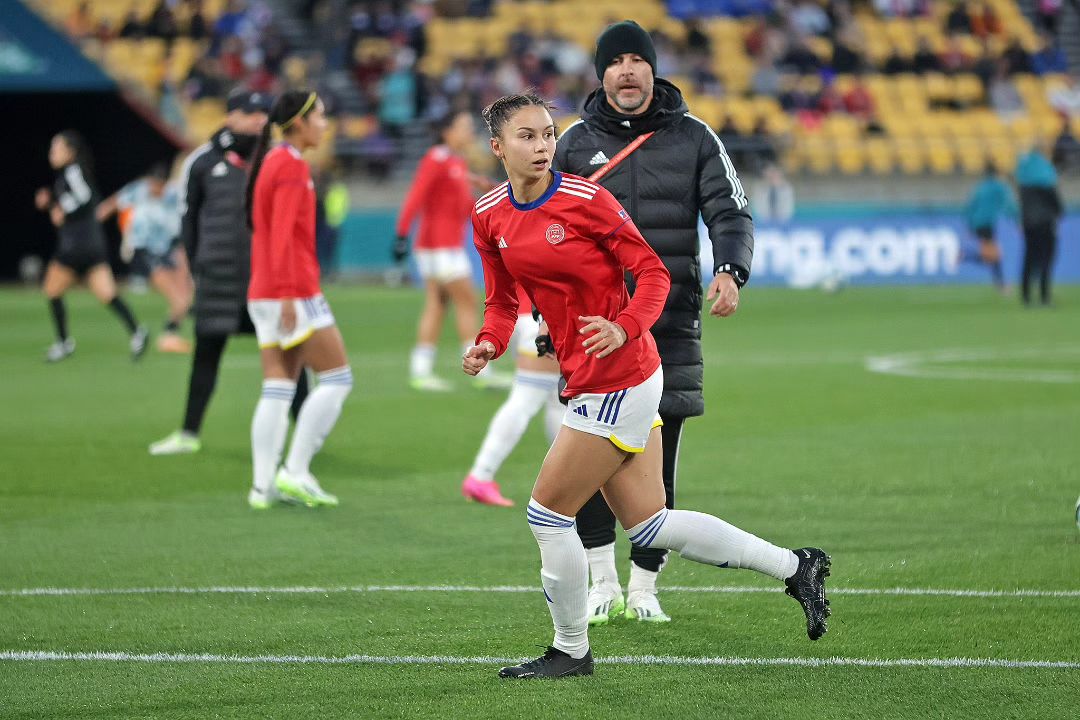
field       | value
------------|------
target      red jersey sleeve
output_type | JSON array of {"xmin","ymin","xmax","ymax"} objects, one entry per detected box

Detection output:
[
  {"xmin": 472, "ymin": 209, "xmax": 519, "ymax": 358},
  {"xmin": 268, "ymin": 159, "xmax": 309, "ymax": 297},
  {"xmin": 395, "ymin": 151, "xmax": 441, "ymax": 238},
  {"xmin": 591, "ymin": 188, "xmax": 671, "ymax": 341}
]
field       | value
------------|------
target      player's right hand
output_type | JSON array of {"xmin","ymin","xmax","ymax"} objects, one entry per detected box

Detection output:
[
  {"xmin": 392, "ymin": 235, "xmax": 410, "ymax": 263},
  {"xmin": 34, "ymin": 188, "xmax": 52, "ymax": 210},
  {"xmin": 462, "ymin": 341, "xmax": 496, "ymax": 375}
]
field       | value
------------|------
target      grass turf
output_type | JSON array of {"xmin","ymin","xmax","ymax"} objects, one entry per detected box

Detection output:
[{"xmin": 1, "ymin": 283, "xmax": 1078, "ymax": 718}]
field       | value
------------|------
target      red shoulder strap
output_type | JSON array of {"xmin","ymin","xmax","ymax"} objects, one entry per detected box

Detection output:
[{"xmin": 587, "ymin": 132, "xmax": 655, "ymax": 183}]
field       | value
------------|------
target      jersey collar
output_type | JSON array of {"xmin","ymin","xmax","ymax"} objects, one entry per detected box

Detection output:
[{"xmin": 508, "ymin": 171, "xmax": 561, "ymax": 211}]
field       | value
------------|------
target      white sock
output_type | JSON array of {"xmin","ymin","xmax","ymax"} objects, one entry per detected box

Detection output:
[
  {"xmin": 586, "ymin": 542, "xmax": 620, "ymax": 589},
  {"xmin": 627, "ymin": 508, "xmax": 799, "ymax": 581},
  {"xmin": 251, "ymin": 379, "xmax": 296, "ymax": 493},
  {"xmin": 468, "ymin": 370, "xmax": 558, "ymax": 480},
  {"xmin": 410, "ymin": 344, "xmax": 435, "ymax": 379},
  {"xmin": 527, "ymin": 498, "xmax": 589, "ymax": 659},
  {"xmin": 284, "ymin": 367, "xmax": 352, "ymax": 477},
  {"xmin": 543, "ymin": 390, "xmax": 564, "ymax": 442},
  {"xmin": 628, "ymin": 562, "xmax": 659, "ymax": 595}
]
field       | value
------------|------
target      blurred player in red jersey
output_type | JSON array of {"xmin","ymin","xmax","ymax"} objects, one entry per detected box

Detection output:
[
  {"xmin": 395, "ymin": 110, "xmax": 508, "ymax": 391},
  {"xmin": 464, "ymin": 93, "xmax": 831, "ymax": 679},
  {"xmin": 460, "ymin": 282, "xmax": 562, "ymax": 506},
  {"xmin": 243, "ymin": 90, "xmax": 352, "ymax": 510}
]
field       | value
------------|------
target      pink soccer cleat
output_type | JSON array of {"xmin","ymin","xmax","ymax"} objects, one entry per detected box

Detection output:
[{"xmin": 462, "ymin": 475, "xmax": 514, "ymax": 507}]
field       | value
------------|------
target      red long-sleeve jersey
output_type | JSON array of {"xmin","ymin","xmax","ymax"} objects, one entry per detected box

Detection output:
[
  {"xmin": 395, "ymin": 145, "xmax": 474, "ymax": 250},
  {"xmin": 248, "ymin": 144, "xmax": 320, "ymax": 300},
  {"xmin": 472, "ymin": 172, "xmax": 671, "ymax": 397}
]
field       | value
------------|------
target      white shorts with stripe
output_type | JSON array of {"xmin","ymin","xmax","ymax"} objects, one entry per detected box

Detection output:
[
  {"xmin": 562, "ymin": 367, "xmax": 663, "ymax": 453},
  {"xmin": 511, "ymin": 313, "xmax": 542, "ymax": 357},
  {"xmin": 248, "ymin": 294, "xmax": 336, "ymax": 350},
  {"xmin": 415, "ymin": 248, "xmax": 471, "ymax": 283}
]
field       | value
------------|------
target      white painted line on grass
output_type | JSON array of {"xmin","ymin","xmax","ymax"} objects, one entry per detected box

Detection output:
[
  {"xmin": 2, "ymin": 584, "xmax": 1078, "ymax": 599},
  {"xmin": 1, "ymin": 650, "xmax": 1077, "ymax": 670},
  {"xmin": 866, "ymin": 346, "xmax": 1080, "ymax": 384}
]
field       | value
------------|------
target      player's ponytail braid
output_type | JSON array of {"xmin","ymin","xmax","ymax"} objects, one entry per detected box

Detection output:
[
  {"xmin": 245, "ymin": 89, "xmax": 319, "ymax": 230},
  {"xmin": 481, "ymin": 89, "xmax": 553, "ymax": 138}
]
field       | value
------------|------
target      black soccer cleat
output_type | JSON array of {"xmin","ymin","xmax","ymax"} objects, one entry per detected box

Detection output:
[
  {"xmin": 498, "ymin": 646, "xmax": 594, "ymax": 679},
  {"xmin": 784, "ymin": 547, "xmax": 831, "ymax": 640}
]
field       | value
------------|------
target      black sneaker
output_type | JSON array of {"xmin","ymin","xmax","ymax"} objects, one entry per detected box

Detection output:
[
  {"xmin": 784, "ymin": 547, "xmax": 831, "ymax": 640},
  {"xmin": 498, "ymin": 646, "xmax": 594, "ymax": 679}
]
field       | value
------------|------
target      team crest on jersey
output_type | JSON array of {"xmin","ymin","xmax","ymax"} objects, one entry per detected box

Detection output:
[{"xmin": 545, "ymin": 224, "xmax": 565, "ymax": 245}]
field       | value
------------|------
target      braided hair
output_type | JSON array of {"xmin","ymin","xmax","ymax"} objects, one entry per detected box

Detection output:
[{"xmin": 480, "ymin": 90, "xmax": 553, "ymax": 139}]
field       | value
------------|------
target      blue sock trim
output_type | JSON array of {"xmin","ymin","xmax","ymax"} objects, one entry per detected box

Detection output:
[{"xmin": 628, "ymin": 509, "xmax": 668, "ymax": 546}]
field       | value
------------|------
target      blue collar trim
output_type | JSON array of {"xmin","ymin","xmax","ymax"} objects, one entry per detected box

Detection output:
[{"xmin": 508, "ymin": 171, "xmax": 561, "ymax": 211}]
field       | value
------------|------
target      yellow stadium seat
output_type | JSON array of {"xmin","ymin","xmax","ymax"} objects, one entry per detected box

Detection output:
[
  {"xmin": 893, "ymin": 138, "xmax": 925, "ymax": 174},
  {"xmin": 864, "ymin": 137, "xmax": 895, "ymax": 174},
  {"xmin": 926, "ymin": 141, "xmax": 955, "ymax": 174},
  {"xmin": 834, "ymin": 141, "xmax": 865, "ymax": 175}
]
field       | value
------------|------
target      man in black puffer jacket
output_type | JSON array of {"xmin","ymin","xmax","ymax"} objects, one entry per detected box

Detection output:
[
  {"xmin": 554, "ymin": 21, "xmax": 753, "ymax": 624},
  {"xmin": 149, "ymin": 89, "xmax": 307, "ymax": 456}
]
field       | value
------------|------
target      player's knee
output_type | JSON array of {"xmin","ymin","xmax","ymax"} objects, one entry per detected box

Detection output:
[
  {"xmin": 626, "ymin": 508, "xmax": 668, "ymax": 549},
  {"xmin": 318, "ymin": 366, "xmax": 353, "ymax": 394}
]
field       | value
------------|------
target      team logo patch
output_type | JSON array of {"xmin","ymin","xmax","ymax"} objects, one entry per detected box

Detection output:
[
  {"xmin": 618, "ymin": 210, "xmax": 629, "ymax": 220},
  {"xmin": 545, "ymin": 224, "xmax": 565, "ymax": 245}
]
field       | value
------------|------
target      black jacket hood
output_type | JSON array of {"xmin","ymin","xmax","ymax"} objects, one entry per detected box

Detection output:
[{"xmin": 580, "ymin": 78, "xmax": 689, "ymax": 137}]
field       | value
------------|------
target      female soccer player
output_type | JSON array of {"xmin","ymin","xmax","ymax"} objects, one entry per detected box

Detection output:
[
  {"xmin": 395, "ymin": 110, "xmax": 507, "ymax": 391},
  {"xmin": 35, "ymin": 130, "xmax": 148, "ymax": 362},
  {"xmin": 99, "ymin": 163, "xmax": 193, "ymax": 352},
  {"xmin": 244, "ymin": 90, "xmax": 352, "ymax": 510},
  {"xmin": 461, "ymin": 282, "xmax": 563, "ymax": 507},
  {"xmin": 464, "ymin": 93, "xmax": 831, "ymax": 679}
]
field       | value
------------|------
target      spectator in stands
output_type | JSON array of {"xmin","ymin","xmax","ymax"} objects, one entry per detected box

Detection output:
[
  {"xmin": 147, "ymin": 1, "xmax": 180, "ymax": 44},
  {"xmin": 1031, "ymin": 32, "xmax": 1068, "ymax": 76},
  {"xmin": 779, "ymin": 35, "xmax": 823, "ymax": 74},
  {"xmin": 883, "ymin": 48, "xmax": 913, "ymax": 74},
  {"xmin": 188, "ymin": 0, "xmax": 210, "ymax": 40},
  {"xmin": 790, "ymin": 0, "xmax": 832, "ymax": 37},
  {"xmin": 214, "ymin": 0, "xmax": 250, "ymax": 43},
  {"xmin": 968, "ymin": 0, "xmax": 1002, "ymax": 38},
  {"xmin": 685, "ymin": 18, "xmax": 711, "ymax": 56},
  {"xmin": 185, "ymin": 57, "xmax": 228, "ymax": 100},
  {"xmin": 843, "ymin": 75, "xmax": 876, "ymax": 122},
  {"xmin": 1048, "ymin": 74, "xmax": 1080, "ymax": 119},
  {"xmin": 1002, "ymin": 38, "xmax": 1033, "ymax": 75},
  {"xmin": 1036, "ymin": 0, "xmax": 1063, "ymax": 35},
  {"xmin": 946, "ymin": 1, "xmax": 973, "ymax": 35},
  {"xmin": 830, "ymin": 24, "xmax": 865, "ymax": 74},
  {"xmin": 989, "ymin": 61, "xmax": 1024, "ymax": 119},
  {"xmin": 972, "ymin": 38, "xmax": 998, "ymax": 90},
  {"xmin": 913, "ymin": 37, "xmax": 942, "ymax": 73},
  {"xmin": 751, "ymin": 163, "xmax": 796, "ymax": 223},
  {"xmin": 119, "ymin": 10, "xmax": 145, "ymax": 39},
  {"xmin": 752, "ymin": 54, "xmax": 784, "ymax": 96},
  {"xmin": 938, "ymin": 35, "xmax": 973, "ymax": 75}
]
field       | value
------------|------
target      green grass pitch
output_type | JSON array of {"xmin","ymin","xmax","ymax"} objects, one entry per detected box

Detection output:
[{"xmin": 1, "ymin": 283, "xmax": 1078, "ymax": 719}]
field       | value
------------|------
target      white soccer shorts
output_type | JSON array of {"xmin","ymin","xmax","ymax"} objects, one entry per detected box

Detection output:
[
  {"xmin": 415, "ymin": 248, "xmax": 471, "ymax": 283},
  {"xmin": 562, "ymin": 366, "xmax": 664, "ymax": 453},
  {"xmin": 248, "ymin": 294, "xmax": 336, "ymax": 350}
]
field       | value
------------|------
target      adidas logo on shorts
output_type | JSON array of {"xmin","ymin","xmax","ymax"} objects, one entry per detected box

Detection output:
[{"xmin": 572, "ymin": 405, "xmax": 589, "ymax": 418}]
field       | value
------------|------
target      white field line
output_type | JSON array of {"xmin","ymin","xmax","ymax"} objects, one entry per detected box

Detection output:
[
  {"xmin": 1, "ymin": 649, "xmax": 1077, "ymax": 670},
  {"xmin": 866, "ymin": 346, "xmax": 1080, "ymax": 384},
  {"xmin": 1, "ymin": 584, "xmax": 1078, "ymax": 599}
]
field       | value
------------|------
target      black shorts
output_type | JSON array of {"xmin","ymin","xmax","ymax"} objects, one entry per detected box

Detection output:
[
  {"xmin": 55, "ymin": 221, "xmax": 109, "ymax": 275},
  {"xmin": 974, "ymin": 226, "xmax": 995, "ymax": 242}
]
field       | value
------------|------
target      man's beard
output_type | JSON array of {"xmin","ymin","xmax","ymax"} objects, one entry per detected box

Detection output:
[{"xmin": 609, "ymin": 88, "xmax": 649, "ymax": 113}]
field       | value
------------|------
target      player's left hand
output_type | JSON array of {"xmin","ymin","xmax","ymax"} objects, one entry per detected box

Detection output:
[
  {"xmin": 49, "ymin": 206, "xmax": 64, "ymax": 227},
  {"xmin": 579, "ymin": 315, "xmax": 627, "ymax": 359},
  {"xmin": 706, "ymin": 273, "xmax": 740, "ymax": 317}
]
